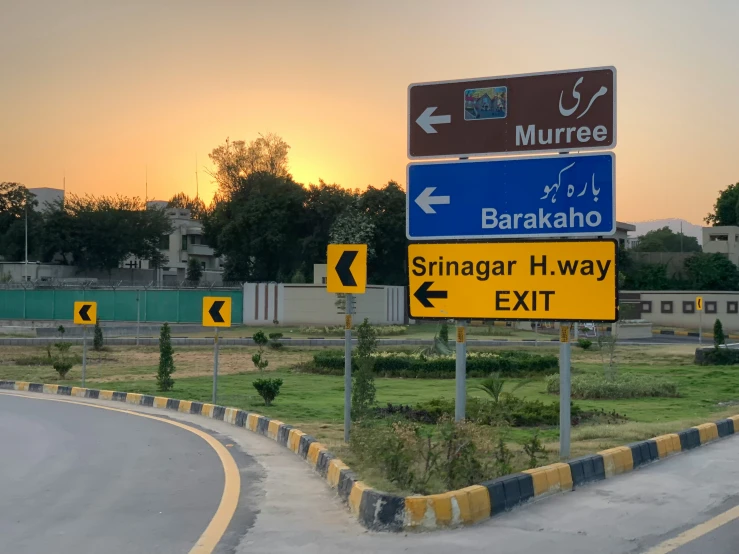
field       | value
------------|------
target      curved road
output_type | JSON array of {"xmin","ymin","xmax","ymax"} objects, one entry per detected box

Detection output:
[{"xmin": 0, "ymin": 393, "xmax": 239, "ymax": 554}]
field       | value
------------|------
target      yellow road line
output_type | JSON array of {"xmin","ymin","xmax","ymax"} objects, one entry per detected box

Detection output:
[
  {"xmin": 0, "ymin": 391, "xmax": 240, "ymax": 554},
  {"xmin": 643, "ymin": 504, "xmax": 739, "ymax": 553}
]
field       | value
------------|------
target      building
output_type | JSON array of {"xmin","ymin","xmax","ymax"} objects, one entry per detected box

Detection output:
[
  {"xmin": 29, "ymin": 187, "xmax": 64, "ymax": 212},
  {"xmin": 614, "ymin": 221, "xmax": 636, "ymax": 248},
  {"xmin": 124, "ymin": 206, "xmax": 223, "ymax": 282},
  {"xmin": 702, "ymin": 226, "xmax": 739, "ymax": 265}
]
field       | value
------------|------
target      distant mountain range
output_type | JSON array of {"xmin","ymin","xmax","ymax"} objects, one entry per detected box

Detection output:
[{"xmin": 628, "ymin": 219, "xmax": 704, "ymax": 245}]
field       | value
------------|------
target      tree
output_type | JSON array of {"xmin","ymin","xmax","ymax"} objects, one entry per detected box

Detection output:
[
  {"xmin": 633, "ymin": 226, "xmax": 701, "ymax": 253},
  {"xmin": 186, "ymin": 257, "xmax": 203, "ymax": 284},
  {"xmin": 93, "ymin": 320, "xmax": 104, "ymax": 351},
  {"xmin": 157, "ymin": 322, "xmax": 175, "ymax": 391},
  {"xmin": 301, "ymin": 181, "xmax": 357, "ymax": 280},
  {"xmin": 0, "ymin": 182, "xmax": 42, "ymax": 262},
  {"xmin": 705, "ymin": 183, "xmax": 739, "ymax": 226},
  {"xmin": 41, "ymin": 195, "xmax": 172, "ymax": 274},
  {"xmin": 329, "ymin": 201, "xmax": 375, "ymax": 254},
  {"xmin": 684, "ymin": 253, "xmax": 739, "ymax": 291},
  {"xmin": 714, "ymin": 319, "xmax": 726, "ymax": 349},
  {"xmin": 360, "ymin": 182, "xmax": 407, "ymax": 285},
  {"xmin": 204, "ymin": 172, "xmax": 307, "ymax": 282},
  {"xmin": 352, "ymin": 318, "xmax": 377, "ymax": 419},
  {"xmin": 168, "ymin": 193, "xmax": 206, "ymax": 220},
  {"xmin": 208, "ymin": 134, "xmax": 291, "ymax": 197}
]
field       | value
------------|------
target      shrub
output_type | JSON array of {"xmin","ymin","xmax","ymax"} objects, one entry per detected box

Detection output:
[
  {"xmin": 577, "ymin": 338, "xmax": 593, "ymax": 350},
  {"xmin": 380, "ymin": 395, "xmax": 580, "ymax": 428},
  {"xmin": 299, "ymin": 325, "xmax": 407, "ymax": 336},
  {"xmin": 522, "ymin": 432, "xmax": 547, "ymax": 469},
  {"xmin": 352, "ymin": 357, "xmax": 376, "ymax": 420},
  {"xmin": 53, "ymin": 359, "xmax": 73, "ymax": 379},
  {"xmin": 93, "ymin": 321, "xmax": 104, "ymax": 351},
  {"xmin": 252, "ymin": 352, "xmax": 269, "ymax": 372},
  {"xmin": 699, "ymin": 348, "xmax": 739, "ymax": 365},
  {"xmin": 546, "ymin": 373, "xmax": 679, "ymax": 399},
  {"xmin": 157, "ymin": 322, "xmax": 175, "ymax": 391},
  {"xmin": 52, "ymin": 341, "xmax": 74, "ymax": 379},
  {"xmin": 253, "ymin": 377, "xmax": 283, "ymax": 406},
  {"xmin": 714, "ymin": 319, "xmax": 726, "ymax": 349},
  {"xmin": 252, "ymin": 330, "xmax": 268, "ymax": 348},
  {"xmin": 310, "ymin": 349, "xmax": 558, "ymax": 378},
  {"xmin": 268, "ymin": 332, "xmax": 283, "ymax": 350},
  {"xmin": 186, "ymin": 257, "xmax": 203, "ymax": 284},
  {"xmin": 356, "ymin": 318, "xmax": 378, "ymax": 358},
  {"xmin": 439, "ymin": 321, "xmax": 449, "ymax": 345}
]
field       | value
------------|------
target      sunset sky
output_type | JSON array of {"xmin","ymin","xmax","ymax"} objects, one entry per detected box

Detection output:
[{"xmin": 2, "ymin": 0, "xmax": 738, "ymax": 225}]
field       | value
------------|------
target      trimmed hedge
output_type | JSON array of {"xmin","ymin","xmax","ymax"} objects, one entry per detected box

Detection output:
[
  {"xmin": 374, "ymin": 396, "xmax": 582, "ymax": 427},
  {"xmin": 310, "ymin": 350, "xmax": 558, "ymax": 378},
  {"xmin": 546, "ymin": 373, "xmax": 679, "ymax": 399},
  {"xmin": 696, "ymin": 348, "xmax": 739, "ymax": 365}
]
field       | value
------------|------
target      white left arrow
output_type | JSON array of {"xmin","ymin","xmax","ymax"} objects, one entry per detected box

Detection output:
[
  {"xmin": 416, "ymin": 107, "xmax": 451, "ymax": 134},
  {"xmin": 415, "ymin": 187, "xmax": 450, "ymax": 214}
]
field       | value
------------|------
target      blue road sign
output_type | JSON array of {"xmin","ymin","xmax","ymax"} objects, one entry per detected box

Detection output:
[{"xmin": 406, "ymin": 152, "xmax": 615, "ymax": 240}]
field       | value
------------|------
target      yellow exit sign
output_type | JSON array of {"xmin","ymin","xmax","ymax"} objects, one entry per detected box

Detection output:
[{"xmin": 408, "ymin": 239, "xmax": 618, "ymax": 322}]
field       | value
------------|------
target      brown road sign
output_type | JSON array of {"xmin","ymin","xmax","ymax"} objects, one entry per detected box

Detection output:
[{"xmin": 408, "ymin": 66, "xmax": 616, "ymax": 159}]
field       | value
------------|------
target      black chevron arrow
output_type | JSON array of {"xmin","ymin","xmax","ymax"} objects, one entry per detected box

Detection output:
[
  {"xmin": 414, "ymin": 281, "xmax": 448, "ymax": 308},
  {"xmin": 209, "ymin": 300, "xmax": 225, "ymax": 323},
  {"xmin": 335, "ymin": 250, "xmax": 358, "ymax": 287},
  {"xmin": 78, "ymin": 304, "xmax": 92, "ymax": 322}
]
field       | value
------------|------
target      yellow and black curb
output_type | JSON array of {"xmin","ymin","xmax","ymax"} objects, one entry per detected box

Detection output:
[
  {"xmin": 653, "ymin": 329, "xmax": 739, "ymax": 339},
  {"xmin": 1, "ymin": 379, "xmax": 736, "ymax": 532}
]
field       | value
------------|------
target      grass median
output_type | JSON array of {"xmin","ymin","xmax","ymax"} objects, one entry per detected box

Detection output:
[{"xmin": 1, "ymin": 341, "xmax": 737, "ymax": 492}]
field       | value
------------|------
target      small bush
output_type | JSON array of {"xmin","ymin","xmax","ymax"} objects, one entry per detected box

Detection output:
[
  {"xmin": 714, "ymin": 319, "xmax": 726, "ymax": 349},
  {"xmin": 577, "ymin": 338, "xmax": 593, "ymax": 350},
  {"xmin": 253, "ymin": 377, "xmax": 283, "ymax": 406},
  {"xmin": 299, "ymin": 325, "xmax": 407, "ymax": 336},
  {"xmin": 356, "ymin": 318, "xmax": 378, "ymax": 358},
  {"xmin": 310, "ymin": 349, "xmax": 558, "ymax": 378},
  {"xmin": 252, "ymin": 330, "xmax": 268, "ymax": 348},
  {"xmin": 252, "ymin": 352, "xmax": 269, "ymax": 372},
  {"xmin": 53, "ymin": 359, "xmax": 73, "ymax": 379},
  {"xmin": 157, "ymin": 322, "xmax": 175, "ymax": 391},
  {"xmin": 546, "ymin": 373, "xmax": 679, "ymax": 399},
  {"xmin": 352, "ymin": 357, "xmax": 377, "ymax": 420},
  {"xmin": 378, "ymin": 395, "xmax": 580, "ymax": 428},
  {"xmin": 268, "ymin": 332, "xmax": 283, "ymax": 350},
  {"xmin": 93, "ymin": 321, "xmax": 104, "ymax": 351},
  {"xmin": 700, "ymin": 348, "xmax": 739, "ymax": 365},
  {"xmin": 439, "ymin": 321, "xmax": 449, "ymax": 345}
]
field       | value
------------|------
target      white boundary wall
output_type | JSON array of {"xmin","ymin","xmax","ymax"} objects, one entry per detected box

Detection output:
[{"xmin": 243, "ymin": 283, "xmax": 406, "ymax": 326}]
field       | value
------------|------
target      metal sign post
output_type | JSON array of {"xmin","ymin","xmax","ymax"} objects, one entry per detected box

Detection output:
[
  {"xmin": 559, "ymin": 323, "xmax": 572, "ymax": 460},
  {"xmin": 213, "ymin": 327, "xmax": 219, "ymax": 404},
  {"xmin": 455, "ymin": 321, "xmax": 467, "ymax": 421},
  {"xmin": 82, "ymin": 326, "xmax": 88, "ymax": 387},
  {"xmin": 202, "ymin": 296, "xmax": 232, "ymax": 405},
  {"xmin": 344, "ymin": 295, "xmax": 354, "ymax": 443}
]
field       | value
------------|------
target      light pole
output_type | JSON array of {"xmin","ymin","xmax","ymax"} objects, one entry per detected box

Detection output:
[{"xmin": 24, "ymin": 201, "xmax": 28, "ymax": 282}]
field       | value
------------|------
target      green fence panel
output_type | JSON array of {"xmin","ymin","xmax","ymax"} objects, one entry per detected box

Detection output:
[
  {"xmin": 176, "ymin": 290, "xmax": 243, "ymax": 324},
  {"xmin": 0, "ymin": 288, "xmax": 243, "ymax": 323},
  {"xmin": 143, "ymin": 290, "xmax": 180, "ymax": 322},
  {"xmin": 53, "ymin": 290, "xmax": 86, "ymax": 320},
  {"xmin": 84, "ymin": 291, "xmax": 116, "ymax": 321},
  {"xmin": 0, "ymin": 290, "xmax": 26, "ymax": 319},
  {"xmin": 113, "ymin": 290, "xmax": 140, "ymax": 322},
  {"xmin": 25, "ymin": 289, "xmax": 55, "ymax": 319}
]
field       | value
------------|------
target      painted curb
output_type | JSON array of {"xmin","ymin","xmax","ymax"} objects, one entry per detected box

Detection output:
[
  {"xmin": 1, "ymin": 379, "xmax": 736, "ymax": 531},
  {"xmin": 652, "ymin": 329, "xmax": 739, "ymax": 339}
]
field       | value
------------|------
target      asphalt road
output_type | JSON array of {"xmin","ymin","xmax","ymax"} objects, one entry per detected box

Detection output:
[{"xmin": 0, "ymin": 393, "xmax": 244, "ymax": 554}]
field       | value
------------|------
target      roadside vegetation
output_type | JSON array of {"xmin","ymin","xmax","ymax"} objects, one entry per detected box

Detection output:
[{"xmin": 2, "ymin": 326, "xmax": 739, "ymax": 494}]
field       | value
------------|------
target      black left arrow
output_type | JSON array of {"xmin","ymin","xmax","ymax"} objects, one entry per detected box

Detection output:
[
  {"xmin": 335, "ymin": 250, "xmax": 358, "ymax": 286},
  {"xmin": 78, "ymin": 304, "xmax": 92, "ymax": 322},
  {"xmin": 414, "ymin": 281, "xmax": 448, "ymax": 308},
  {"xmin": 209, "ymin": 300, "xmax": 225, "ymax": 323}
]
